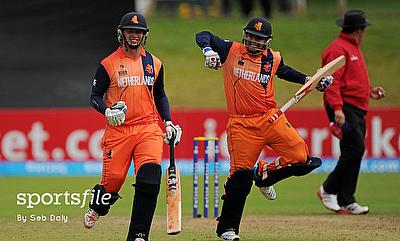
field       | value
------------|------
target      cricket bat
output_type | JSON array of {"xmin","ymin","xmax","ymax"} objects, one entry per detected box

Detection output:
[
  {"xmin": 268, "ymin": 55, "xmax": 345, "ymax": 123},
  {"xmin": 166, "ymin": 134, "xmax": 182, "ymax": 235}
]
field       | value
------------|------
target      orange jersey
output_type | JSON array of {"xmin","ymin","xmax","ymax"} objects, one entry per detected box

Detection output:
[
  {"xmin": 222, "ymin": 42, "xmax": 281, "ymax": 116},
  {"xmin": 100, "ymin": 47, "xmax": 162, "ymax": 125}
]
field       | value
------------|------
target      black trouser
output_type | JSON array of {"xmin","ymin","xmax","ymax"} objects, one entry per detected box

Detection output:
[{"xmin": 323, "ymin": 103, "xmax": 366, "ymax": 206}]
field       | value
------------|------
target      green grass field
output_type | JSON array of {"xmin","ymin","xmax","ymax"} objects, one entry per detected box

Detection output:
[
  {"xmin": 2, "ymin": 173, "xmax": 400, "ymax": 240},
  {"xmin": 144, "ymin": 0, "xmax": 400, "ymax": 108}
]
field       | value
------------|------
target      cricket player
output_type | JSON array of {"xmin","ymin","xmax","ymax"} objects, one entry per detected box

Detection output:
[
  {"xmin": 83, "ymin": 12, "xmax": 182, "ymax": 241},
  {"xmin": 196, "ymin": 17, "xmax": 333, "ymax": 240}
]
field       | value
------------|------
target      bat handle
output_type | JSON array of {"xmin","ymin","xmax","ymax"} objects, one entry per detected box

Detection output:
[
  {"xmin": 268, "ymin": 110, "xmax": 282, "ymax": 123},
  {"xmin": 169, "ymin": 132, "xmax": 176, "ymax": 166}
]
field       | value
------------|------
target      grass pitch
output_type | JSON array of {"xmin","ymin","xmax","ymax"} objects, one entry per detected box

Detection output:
[{"xmin": 1, "ymin": 173, "xmax": 399, "ymax": 240}]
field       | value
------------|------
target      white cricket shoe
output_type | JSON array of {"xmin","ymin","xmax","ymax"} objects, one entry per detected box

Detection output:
[
  {"xmin": 220, "ymin": 231, "xmax": 240, "ymax": 241},
  {"xmin": 83, "ymin": 208, "xmax": 99, "ymax": 229},
  {"xmin": 339, "ymin": 202, "xmax": 369, "ymax": 215},
  {"xmin": 259, "ymin": 186, "xmax": 276, "ymax": 200},
  {"xmin": 134, "ymin": 239, "xmax": 146, "ymax": 241},
  {"xmin": 316, "ymin": 185, "xmax": 340, "ymax": 212}
]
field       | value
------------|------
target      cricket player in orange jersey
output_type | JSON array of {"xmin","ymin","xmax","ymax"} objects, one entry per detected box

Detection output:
[
  {"xmin": 83, "ymin": 12, "xmax": 182, "ymax": 241},
  {"xmin": 196, "ymin": 17, "xmax": 333, "ymax": 241}
]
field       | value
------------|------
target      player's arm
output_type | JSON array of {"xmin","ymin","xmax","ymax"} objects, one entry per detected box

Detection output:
[
  {"xmin": 277, "ymin": 55, "xmax": 334, "ymax": 92},
  {"xmin": 153, "ymin": 65, "xmax": 171, "ymax": 122},
  {"xmin": 90, "ymin": 64, "xmax": 127, "ymax": 126},
  {"xmin": 153, "ymin": 65, "xmax": 182, "ymax": 146},
  {"xmin": 195, "ymin": 31, "xmax": 233, "ymax": 69},
  {"xmin": 90, "ymin": 64, "xmax": 110, "ymax": 115}
]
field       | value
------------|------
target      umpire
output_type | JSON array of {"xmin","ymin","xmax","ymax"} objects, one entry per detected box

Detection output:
[{"xmin": 317, "ymin": 10, "xmax": 385, "ymax": 214}]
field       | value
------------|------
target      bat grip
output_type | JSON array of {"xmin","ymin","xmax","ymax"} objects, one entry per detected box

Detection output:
[
  {"xmin": 268, "ymin": 110, "xmax": 282, "ymax": 123},
  {"xmin": 169, "ymin": 132, "xmax": 176, "ymax": 166}
]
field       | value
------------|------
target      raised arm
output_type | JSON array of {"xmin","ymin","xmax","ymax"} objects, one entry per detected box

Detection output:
[
  {"xmin": 195, "ymin": 31, "xmax": 233, "ymax": 69},
  {"xmin": 195, "ymin": 31, "xmax": 232, "ymax": 63}
]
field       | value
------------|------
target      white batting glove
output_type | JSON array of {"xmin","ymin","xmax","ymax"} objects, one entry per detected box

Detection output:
[
  {"xmin": 164, "ymin": 121, "xmax": 182, "ymax": 146},
  {"xmin": 105, "ymin": 101, "xmax": 127, "ymax": 126},
  {"xmin": 202, "ymin": 47, "xmax": 222, "ymax": 70},
  {"xmin": 315, "ymin": 75, "xmax": 333, "ymax": 92}
]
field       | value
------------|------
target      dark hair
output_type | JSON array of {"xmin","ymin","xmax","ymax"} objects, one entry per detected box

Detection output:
[{"xmin": 342, "ymin": 26, "xmax": 365, "ymax": 33}]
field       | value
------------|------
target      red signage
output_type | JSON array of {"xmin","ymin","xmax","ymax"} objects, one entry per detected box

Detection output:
[{"xmin": 0, "ymin": 107, "xmax": 399, "ymax": 161}]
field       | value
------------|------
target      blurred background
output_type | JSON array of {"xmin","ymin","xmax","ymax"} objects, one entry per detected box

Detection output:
[{"xmin": 1, "ymin": 0, "xmax": 399, "ymax": 108}]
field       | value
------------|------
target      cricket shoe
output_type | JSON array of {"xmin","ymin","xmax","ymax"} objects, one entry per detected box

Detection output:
[
  {"xmin": 253, "ymin": 160, "xmax": 277, "ymax": 200},
  {"xmin": 134, "ymin": 239, "xmax": 146, "ymax": 241},
  {"xmin": 316, "ymin": 185, "xmax": 340, "ymax": 212},
  {"xmin": 83, "ymin": 208, "xmax": 99, "ymax": 229},
  {"xmin": 337, "ymin": 202, "xmax": 369, "ymax": 215},
  {"xmin": 219, "ymin": 231, "xmax": 240, "ymax": 241},
  {"xmin": 259, "ymin": 186, "xmax": 276, "ymax": 200}
]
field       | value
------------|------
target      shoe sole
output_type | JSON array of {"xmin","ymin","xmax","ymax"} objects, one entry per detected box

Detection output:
[
  {"xmin": 259, "ymin": 188, "xmax": 276, "ymax": 200},
  {"xmin": 316, "ymin": 188, "xmax": 340, "ymax": 212},
  {"xmin": 335, "ymin": 209, "xmax": 351, "ymax": 215},
  {"xmin": 219, "ymin": 237, "xmax": 240, "ymax": 241},
  {"xmin": 83, "ymin": 224, "xmax": 94, "ymax": 229},
  {"xmin": 336, "ymin": 209, "xmax": 369, "ymax": 215},
  {"xmin": 218, "ymin": 234, "xmax": 240, "ymax": 241},
  {"xmin": 83, "ymin": 220, "xmax": 95, "ymax": 229}
]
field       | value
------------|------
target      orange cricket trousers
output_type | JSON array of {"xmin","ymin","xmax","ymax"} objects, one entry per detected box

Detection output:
[
  {"xmin": 226, "ymin": 109, "xmax": 309, "ymax": 174},
  {"xmin": 100, "ymin": 122, "xmax": 163, "ymax": 193}
]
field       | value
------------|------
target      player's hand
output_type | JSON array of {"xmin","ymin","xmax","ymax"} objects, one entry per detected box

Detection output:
[
  {"xmin": 370, "ymin": 86, "xmax": 385, "ymax": 100},
  {"xmin": 334, "ymin": 109, "xmax": 345, "ymax": 127},
  {"xmin": 164, "ymin": 121, "xmax": 182, "ymax": 146},
  {"xmin": 315, "ymin": 75, "xmax": 333, "ymax": 92},
  {"xmin": 105, "ymin": 101, "xmax": 127, "ymax": 126},
  {"xmin": 202, "ymin": 47, "xmax": 222, "ymax": 70}
]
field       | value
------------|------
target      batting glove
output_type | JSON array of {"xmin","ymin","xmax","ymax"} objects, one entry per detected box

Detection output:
[
  {"xmin": 105, "ymin": 101, "xmax": 127, "ymax": 126},
  {"xmin": 203, "ymin": 47, "xmax": 222, "ymax": 70},
  {"xmin": 316, "ymin": 75, "xmax": 333, "ymax": 92},
  {"xmin": 164, "ymin": 121, "xmax": 182, "ymax": 146}
]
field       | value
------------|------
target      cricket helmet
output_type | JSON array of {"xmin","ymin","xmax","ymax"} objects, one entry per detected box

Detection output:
[
  {"xmin": 242, "ymin": 17, "xmax": 273, "ymax": 55},
  {"xmin": 118, "ymin": 12, "xmax": 148, "ymax": 32},
  {"xmin": 117, "ymin": 12, "xmax": 149, "ymax": 49}
]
